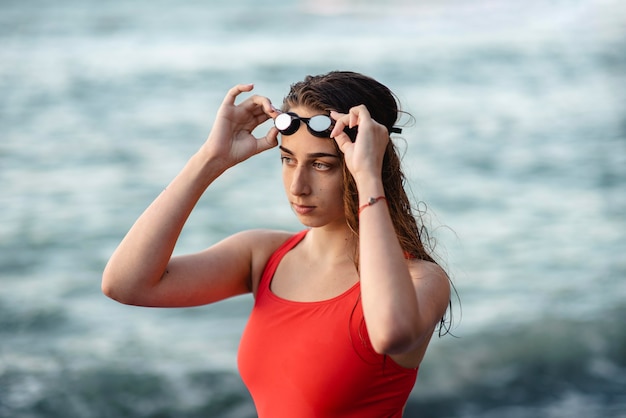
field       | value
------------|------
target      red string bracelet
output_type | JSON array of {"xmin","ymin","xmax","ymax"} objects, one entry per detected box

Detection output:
[{"xmin": 358, "ymin": 196, "xmax": 387, "ymax": 215}]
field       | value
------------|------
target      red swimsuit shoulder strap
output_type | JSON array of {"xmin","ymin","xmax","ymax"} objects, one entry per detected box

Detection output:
[{"xmin": 257, "ymin": 230, "xmax": 308, "ymax": 295}]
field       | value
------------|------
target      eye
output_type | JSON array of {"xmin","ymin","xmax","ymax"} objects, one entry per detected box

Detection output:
[
  {"xmin": 280, "ymin": 155, "xmax": 295, "ymax": 165},
  {"xmin": 312, "ymin": 161, "xmax": 331, "ymax": 170}
]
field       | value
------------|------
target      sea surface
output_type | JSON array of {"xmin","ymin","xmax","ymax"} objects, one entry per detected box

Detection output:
[{"xmin": 1, "ymin": 0, "xmax": 625, "ymax": 417}]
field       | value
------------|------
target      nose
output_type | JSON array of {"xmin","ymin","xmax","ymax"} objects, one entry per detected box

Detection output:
[{"xmin": 289, "ymin": 165, "xmax": 311, "ymax": 196}]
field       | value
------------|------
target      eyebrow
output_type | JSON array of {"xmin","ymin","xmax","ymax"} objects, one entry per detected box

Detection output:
[{"xmin": 279, "ymin": 146, "xmax": 340, "ymax": 159}]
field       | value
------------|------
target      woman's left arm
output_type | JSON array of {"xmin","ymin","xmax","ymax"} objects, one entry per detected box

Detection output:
[
  {"xmin": 358, "ymin": 206, "xmax": 450, "ymax": 355},
  {"xmin": 331, "ymin": 108, "xmax": 450, "ymax": 356}
]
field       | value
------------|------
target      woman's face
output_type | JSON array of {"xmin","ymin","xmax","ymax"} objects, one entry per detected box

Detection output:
[{"xmin": 279, "ymin": 106, "xmax": 346, "ymax": 229}]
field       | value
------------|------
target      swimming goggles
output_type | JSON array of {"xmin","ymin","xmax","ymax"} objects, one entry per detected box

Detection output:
[
  {"xmin": 274, "ymin": 111, "xmax": 403, "ymax": 139},
  {"xmin": 274, "ymin": 112, "xmax": 334, "ymax": 138}
]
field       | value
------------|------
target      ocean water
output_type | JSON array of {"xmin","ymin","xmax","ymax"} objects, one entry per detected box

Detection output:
[{"xmin": 1, "ymin": 0, "xmax": 625, "ymax": 417}]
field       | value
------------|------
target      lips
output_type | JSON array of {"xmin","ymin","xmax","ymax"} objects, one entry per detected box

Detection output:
[{"xmin": 292, "ymin": 203, "xmax": 315, "ymax": 215}]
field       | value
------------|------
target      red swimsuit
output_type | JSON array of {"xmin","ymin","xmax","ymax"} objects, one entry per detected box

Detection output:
[{"xmin": 238, "ymin": 230, "xmax": 418, "ymax": 417}]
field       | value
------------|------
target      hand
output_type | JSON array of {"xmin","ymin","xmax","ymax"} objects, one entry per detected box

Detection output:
[
  {"xmin": 330, "ymin": 106, "xmax": 390, "ymax": 180},
  {"xmin": 201, "ymin": 84, "xmax": 281, "ymax": 170}
]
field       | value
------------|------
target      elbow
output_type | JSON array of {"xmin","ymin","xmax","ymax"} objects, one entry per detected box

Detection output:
[
  {"xmin": 370, "ymin": 332, "xmax": 411, "ymax": 356},
  {"xmin": 371, "ymin": 339, "xmax": 405, "ymax": 356},
  {"xmin": 101, "ymin": 280, "xmax": 140, "ymax": 306},
  {"xmin": 101, "ymin": 264, "xmax": 119, "ymax": 299},
  {"xmin": 101, "ymin": 277, "xmax": 119, "ymax": 301},
  {"xmin": 101, "ymin": 269, "xmax": 137, "ymax": 306},
  {"xmin": 369, "ymin": 322, "xmax": 431, "ymax": 355},
  {"xmin": 101, "ymin": 275, "xmax": 125, "ymax": 304}
]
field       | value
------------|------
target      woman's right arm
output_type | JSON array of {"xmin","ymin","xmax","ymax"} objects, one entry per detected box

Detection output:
[{"xmin": 102, "ymin": 84, "xmax": 281, "ymax": 307}]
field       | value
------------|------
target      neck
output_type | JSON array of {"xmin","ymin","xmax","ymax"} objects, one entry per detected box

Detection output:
[{"xmin": 304, "ymin": 225, "xmax": 357, "ymax": 266}]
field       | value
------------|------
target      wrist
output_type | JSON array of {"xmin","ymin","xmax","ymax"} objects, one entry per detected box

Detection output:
[
  {"xmin": 187, "ymin": 150, "xmax": 228, "ymax": 189},
  {"xmin": 358, "ymin": 196, "xmax": 387, "ymax": 215},
  {"xmin": 195, "ymin": 146, "xmax": 231, "ymax": 174},
  {"xmin": 355, "ymin": 176, "xmax": 385, "ymax": 204}
]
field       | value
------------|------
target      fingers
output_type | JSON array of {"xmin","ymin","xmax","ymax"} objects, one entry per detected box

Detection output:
[
  {"xmin": 250, "ymin": 94, "xmax": 281, "ymax": 118},
  {"xmin": 330, "ymin": 105, "xmax": 372, "ymax": 135},
  {"xmin": 330, "ymin": 113, "xmax": 352, "ymax": 151},
  {"xmin": 329, "ymin": 106, "xmax": 365, "ymax": 146},
  {"xmin": 222, "ymin": 84, "xmax": 281, "ymax": 119},
  {"xmin": 330, "ymin": 106, "xmax": 392, "ymax": 157},
  {"xmin": 222, "ymin": 83, "xmax": 255, "ymax": 106}
]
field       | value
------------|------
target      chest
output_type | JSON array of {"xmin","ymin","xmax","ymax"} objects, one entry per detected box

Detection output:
[{"xmin": 269, "ymin": 251, "xmax": 359, "ymax": 302}]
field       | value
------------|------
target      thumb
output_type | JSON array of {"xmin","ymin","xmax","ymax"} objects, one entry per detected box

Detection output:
[{"xmin": 256, "ymin": 127, "xmax": 279, "ymax": 154}]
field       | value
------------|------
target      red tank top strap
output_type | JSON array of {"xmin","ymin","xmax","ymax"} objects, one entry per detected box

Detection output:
[{"xmin": 257, "ymin": 230, "xmax": 309, "ymax": 296}]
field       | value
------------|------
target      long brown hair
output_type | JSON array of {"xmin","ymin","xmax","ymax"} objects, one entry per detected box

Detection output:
[
  {"xmin": 282, "ymin": 71, "xmax": 455, "ymax": 336},
  {"xmin": 282, "ymin": 71, "xmax": 435, "ymax": 264}
]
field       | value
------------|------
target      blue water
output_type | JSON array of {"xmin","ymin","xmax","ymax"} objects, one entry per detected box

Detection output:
[{"xmin": 1, "ymin": 0, "xmax": 625, "ymax": 417}]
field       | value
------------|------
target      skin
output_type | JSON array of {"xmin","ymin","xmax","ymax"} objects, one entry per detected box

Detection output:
[{"xmin": 102, "ymin": 83, "xmax": 450, "ymax": 370}]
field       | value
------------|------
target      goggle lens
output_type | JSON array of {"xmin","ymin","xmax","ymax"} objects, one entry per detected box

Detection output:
[
  {"xmin": 307, "ymin": 115, "xmax": 333, "ymax": 132},
  {"xmin": 274, "ymin": 112, "xmax": 296, "ymax": 132},
  {"xmin": 274, "ymin": 112, "xmax": 334, "ymax": 138}
]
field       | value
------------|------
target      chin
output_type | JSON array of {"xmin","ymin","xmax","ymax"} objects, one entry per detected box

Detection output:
[{"xmin": 295, "ymin": 215, "xmax": 346, "ymax": 230}]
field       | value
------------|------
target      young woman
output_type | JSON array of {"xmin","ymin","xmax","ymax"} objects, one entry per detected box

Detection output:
[{"xmin": 102, "ymin": 71, "xmax": 452, "ymax": 417}]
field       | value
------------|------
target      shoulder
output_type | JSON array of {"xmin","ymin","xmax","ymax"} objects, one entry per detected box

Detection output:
[
  {"xmin": 408, "ymin": 259, "xmax": 449, "ymax": 282},
  {"xmin": 408, "ymin": 259, "xmax": 451, "ymax": 308},
  {"xmin": 227, "ymin": 229, "xmax": 302, "ymax": 293},
  {"xmin": 227, "ymin": 228, "xmax": 297, "ymax": 250},
  {"xmin": 221, "ymin": 228, "xmax": 297, "ymax": 263}
]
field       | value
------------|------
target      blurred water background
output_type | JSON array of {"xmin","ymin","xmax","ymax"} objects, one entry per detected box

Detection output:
[{"xmin": 1, "ymin": 0, "xmax": 625, "ymax": 417}]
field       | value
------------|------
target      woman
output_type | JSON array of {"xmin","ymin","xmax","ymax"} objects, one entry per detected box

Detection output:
[{"xmin": 102, "ymin": 71, "xmax": 452, "ymax": 417}]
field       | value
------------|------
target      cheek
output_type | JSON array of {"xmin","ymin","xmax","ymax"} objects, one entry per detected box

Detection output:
[
  {"xmin": 328, "ymin": 174, "xmax": 345, "ymax": 205},
  {"xmin": 281, "ymin": 167, "xmax": 290, "ymax": 189}
]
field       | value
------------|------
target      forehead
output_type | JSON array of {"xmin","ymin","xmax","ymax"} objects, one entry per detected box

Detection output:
[
  {"xmin": 285, "ymin": 105, "xmax": 324, "ymax": 118},
  {"xmin": 280, "ymin": 133, "xmax": 338, "ymax": 156}
]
